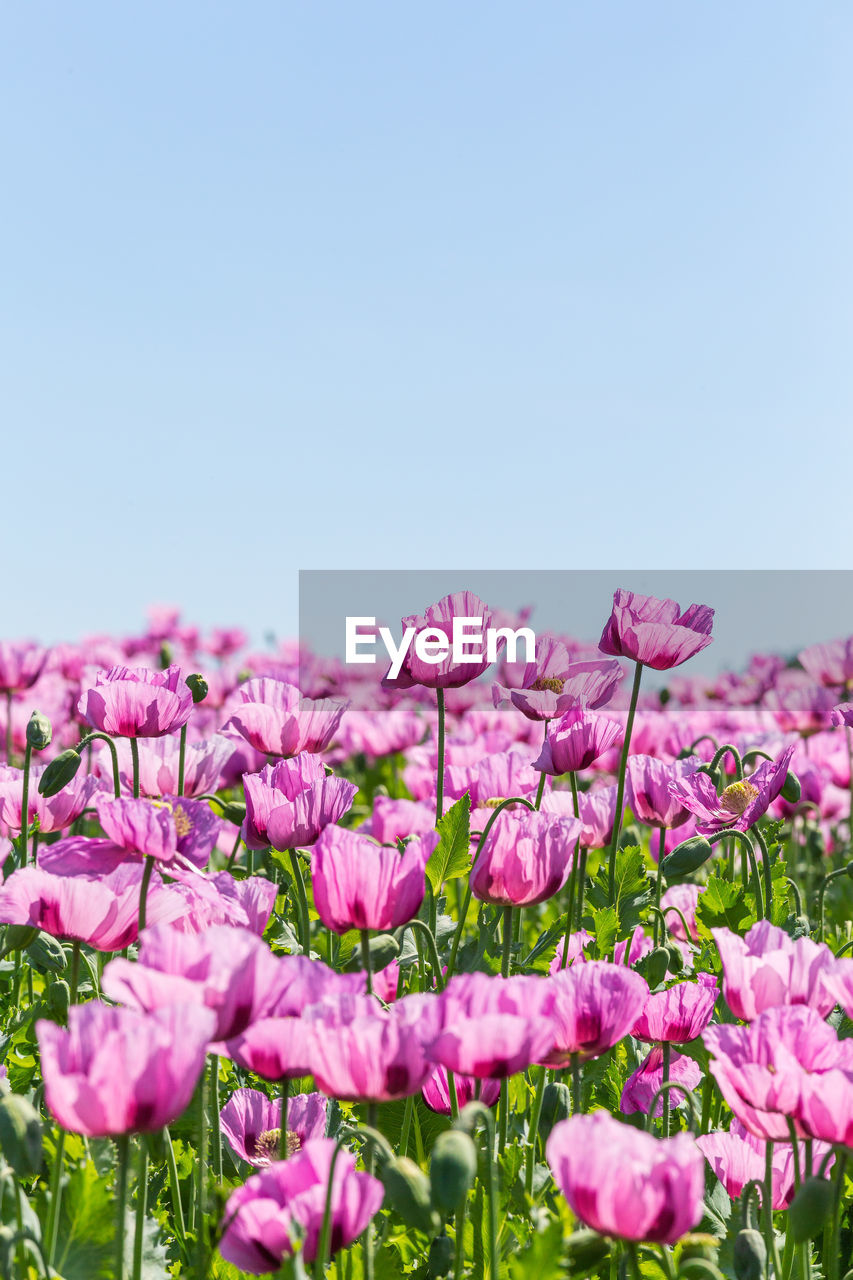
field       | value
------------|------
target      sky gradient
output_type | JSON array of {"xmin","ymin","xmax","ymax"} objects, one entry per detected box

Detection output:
[{"xmin": 3, "ymin": 3, "xmax": 851, "ymax": 647}]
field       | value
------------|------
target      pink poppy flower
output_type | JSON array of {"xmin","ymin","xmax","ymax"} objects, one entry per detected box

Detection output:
[
  {"xmin": 621, "ymin": 1046, "xmax": 703, "ymax": 1118},
  {"xmin": 668, "ymin": 744, "xmax": 795, "ymax": 835},
  {"xmin": 546, "ymin": 1111, "xmax": 705, "ymax": 1243},
  {"xmin": 542, "ymin": 784, "xmax": 618, "ymax": 850},
  {"xmin": 549, "ymin": 931, "xmax": 595, "ymax": 972},
  {"xmin": 421, "ymin": 1064, "xmax": 500, "ymax": 1115},
  {"xmin": 382, "ymin": 591, "xmax": 498, "ymax": 690},
  {"xmin": 0, "ymin": 764, "xmax": 101, "ymax": 835},
  {"xmin": 218, "ymin": 1138, "xmax": 383, "ymax": 1272},
  {"xmin": 492, "ymin": 637, "xmax": 623, "ymax": 721},
  {"xmin": 697, "ymin": 1119, "xmax": 833, "ymax": 1210},
  {"xmin": 360, "ymin": 795, "xmax": 436, "ymax": 845},
  {"xmin": 542, "ymin": 961, "xmax": 648, "ymax": 1067},
  {"xmin": 533, "ymin": 707, "xmax": 624, "ymax": 776},
  {"xmin": 242, "ymin": 753, "xmax": 356, "ymax": 851},
  {"xmin": 165, "ymin": 868, "xmax": 277, "ymax": 936},
  {"xmin": 220, "ymin": 1088, "xmax": 327, "ymax": 1166},
  {"xmin": 102, "ymin": 922, "xmax": 283, "ymax": 1041},
  {"xmin": 626, "ymin": 755, "xmax": 700, "ymax": 830},
  {"xmin": 660, "ymin": 884, "xmax": 702, "ymax": 942},
  {"xmin": 0, "ymin": 642, "xmax": 47, "ymax": 693},
  {"xmin": 304, "ymin": 992, "xmax": 443, "ymax": 1102},
  {"xmin": 831, "ymin": 703, "xmax": 853, "ymax": 728},
  {"xmin": 107, "ymin": 734, "xmax": 236, "ymax": 798},
  {"xmin": 221, "ymin": 678, "xmax": 346, "ymax": 758},
  {"xmin": 311, "ymin": 825, "xmax": 436, "ymax": 934},
  {"xmin": 470, "ymin": 809, "xmax": 582, "ymax": 907},
  {"xmin": 632, "ymin": 974, "xmax": 718, "ymax": 1044},
  {"xmin": 703, "ymin": 1006, "xmax": 853, "ymax": 1141},
  {"xmin": 92, "ymin": 793, "xmax": 220, "ymax": 869},
  {"xmin": 713, "ymin": 921, "xmax": 838, "ymax": 1022},
  {"xmin": 598, "ymin": 590, "xmax": 714, "ymax": 672},
  {"xmin": 798, "ymin": 637, "xmax": 853, "ymax": 690},
  {"xmin": 77, "ymin": 665, "xmax": 193, "ymax": 738},
  {"xmin": 430, "ymin": 973, "xmax": 556, "ymax": 1080},
  {"xmin": 763, "ymin": 683, "xmax": 838, "ymax": 735},
  {"xmin": 37, "ymin": 1003, "xmax": 214, "ymax": 1136},
  {"xmin": 0, "ymin": 863, "xmax": 186, "ymax": 951}
]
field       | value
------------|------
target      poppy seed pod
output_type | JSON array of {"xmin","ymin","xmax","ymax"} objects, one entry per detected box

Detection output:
[
  {"xmin": 427, "ymin": 1234, "xmax": 454, "ymax": 1277},
  {"xmin": 663, "ymin": 835, "xmax": 713, "ymax": 877},
  {"xmin": 788, "ymin": 1177, "xmax": 835, "ymax": 1242},
  {"xmin": 26, "ymin": 711, "xmax": 52, "ymax": 752},
  {"xmin": 538, "ymin": 1081, "xmax": 571, "ymax": 1144},
  {"xmin": 381, "ymin": 1156, "xmax": 442, "ymax": 1235},
  {"xmin": 186, "ymin": 673, "xmax": 209, "ymax": 704},
  {"xmin": 780, "ymin": 771, "xmax": 801, "ymax": 804},
  {"xmin": 0, "ymin": 1092, "xmax": 43, "ymax": 1176},
  {"xmin": 733, "ymin": 1228, "xmax": 766, "ymax": 1280}
]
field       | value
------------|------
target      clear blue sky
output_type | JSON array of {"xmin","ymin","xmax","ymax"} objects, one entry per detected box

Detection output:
[{"xmin": 2, "ymin": 3, "xmax": 851, "ymax": 646}]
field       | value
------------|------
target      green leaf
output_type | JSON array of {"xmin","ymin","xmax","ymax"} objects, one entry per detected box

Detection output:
[
  {"xmin": 588, "ymin": 846, "xmax": 651, "ymax": 941},
  {"xmin": 425, "ymin": 793, "xmax": 471, "ymax": 894},
  {"xmin": 696, "ymin": 876, "xmax": 752, "ymax": 937},
  {"xmin": 53, "ymin": 1160, "xmax": 114, "ymax": 1279},
  {"xmin": 507, "ymin": 1220, "xmax": 564, "ymax": 1280},
  {"xmin": 589, "ymin": 906, "xmax": 618, "ymax": 960}
]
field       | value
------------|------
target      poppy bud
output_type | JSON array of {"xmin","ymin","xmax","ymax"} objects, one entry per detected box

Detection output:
[
  {"xmin": 2, "ymin": 925, "xmax": 40, "ymax": 954},
  {"xmin": 26, "ymin": 711, "xmax": 52, "ymax": 752},
  {"xmin": 38, "ymin": 748, "xmax": 82, "ymax": 798},
  {"xmin": 679, "ymin": 1233, "xmax": 719, "ymax": 1261},
  {"xmin": 780, "ymin": 771, "xmax": 801, "ymax": 804},
  {"xmin": 664, "ymin": 942, "xmax": 685, "ymax": 975},
  {"xmin": 427, "ymin": 1233, "xmax": 454, "ymax": 1277},
  {"xmin": 368, "ymin": 933, "xmax": 401, "ymax": 972},
  {"xmin": 664, "ymin": 835, "xmax": 713, "ymax": 877},
  {"xmin": 186, "ymin": 674, "xmax": 209, "ymax": 704},
  {"xmin": 430, "ymin": 1130, "xmax": 478, "ymax": 1212},
  {"xmin": 219, "ymin": 800, "xmax": 247, "ymax": 826},
  {"xmin": 846, "ymin": 862, "xmax": 853, "ymax": 881},
  {"xmin": 788, "ymin": 1177, "xmax": 834, "ymax": 1242},
  {"xmin": 733, "ymin": 1228, "xmax": 766, "ymax": 1280},
  {"xmin": 47, "ymin": 979, "xmax": 71, "ymax": 1022},
  {"xmin": 381, "ymin": 1156, "xmax": 441, "ymax": 1235},
  {"xmin": 0, "ymin": 1092, "xmax": 43, "ymax": 1176},
  {"xmin": 645, "ymin": 946, "xmax": 671, "ymax": 988},
  {"xmin": 26, "ymin": 931, "xmax": 68, "ymax": 974},
  {"xmin": 539, "ymin": 1082, "xmax": 571, "ymax": 1144}
]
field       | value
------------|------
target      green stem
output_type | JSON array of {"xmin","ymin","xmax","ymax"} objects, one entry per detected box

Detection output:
[
  {"xmin": 290, "ymin": 849, "xmax": 311, "ymax": 955},
  {"xmin": 211, "ymin": 1057, "xmax": 223, "ymax": 1183},
  {"xmin": 435, "ymin": 687, "xmax": 446, "ymax": 824},
  {"xmin": 626, "ymin": 1241, "xmax": 643, "ymax": 1280},
  {"xmin": 753, "ymin": 824, "xmax": 773, "ymax": 922},
  {"xmin": 137, "ymin": 855, "xmax": 155, "ymax": 934},
  {"xmin": 45, "ymin": 1129, "xmax": 66, "ymax": 1267},
  {"xmin": 460, "ymin": 1102, "xmax": 499, "ymax": 1280},
  {"xmin": 129, "ymin": 737, "xmax": 140, "ymax": 798},
  {"xmin": 132, "ymin": 1140, "xmax": 148, "ymax": 1280},
  {"xmin": 177, "ymin": 724, "xmax": 187, "ymax": 797},
  {"xmin": 574, "ymin": 846, "xmax": 589, "ymax": 933},
  {"xmin": 225, "ymin": 830, "xmax": 242, "ymax": 872},
  {"xmin": 399, "ymin": 918, "xmax": 445, "ymax": 990},
  {"xmin": 400, "ymin": 1093, "xmax": 414, "ymax": 1158},
  {"xmin": 524, "ymin": 1065, "xmax": 547, "ymax": 1195},
  {"xmin": 608, "ymin": 661, "xmax": 643, "ymax": 904},
  {"xmin": 77, "ymin": 731, "xmax": 122, "ymax": 797},
  {"xmin": 710, "ymin": 743, "xmax": 744, "ymax": 780},
  {"xmin": 571, "ymin": 1054, "xmax": 582, "ymax": 1115},
  {"xmin": 533, "ymin": 720, "xmax": 550, "ymax": 810},
  {"xmin": 364, "ymin": 1103, "xmax": 377, "ymax": 1280},
  {"xmin": 313, "ymin": 1138, "xmax": 349, "ymax": 1280},
  {"xmin": 661, "ymin": 1043, "xmax": 671, "ymax": 1139},
  {"xmin": 195, "ymin": 1068, "xmax": 208, "ymax": 1277},
  {"xmin": 653, "ymin": 827, "xmax": 666, "ymax": 945},
  {"xmin": 279, "ymin": 1077, "xmax": 289, "ymax": 1160},
  {"xmin": 19, "ymin": 742, "xmax": 32, "ymax": 868},
  {"xmin": 163, "ymin": 1127, "xmax": 186, "ymax": 1248},
  {"xmin": 817, "ymin": 866, "xmax": 850, "ymax": 943},
  {"xmin": 115, "ymin": 1134, "xmax": 130, "ymax": 1280},
  {"xmin": 498, "ymin": 905, "xmax": 514, "ymax": 1153},
  {"xmin": 709, "ymin": 830, "xmax": 764, "ymax": 920}
]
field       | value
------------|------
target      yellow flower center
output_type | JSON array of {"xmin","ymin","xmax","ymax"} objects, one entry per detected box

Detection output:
[
  {"xmin": 719, "ymin": 781, "xmax": 759, "ymax": 815},
  {"xmin": 482, "ymin": 797, "xmax": 507, "ymax": 809},
  {"xmin": 255, "ymin": 1128, "xmax": 300, "ymax": 1161},
  {"xmin": 172, "ymin": 805, "xmax": 192, "ymax": 838},
  {"xmin": 531, "ymin": 676, "xmax": 565, "ymax": 694}
]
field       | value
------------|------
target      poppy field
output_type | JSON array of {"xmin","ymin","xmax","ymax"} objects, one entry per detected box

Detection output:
[{"xmin": 1, "ymin": 588, "xmax": 853, "ymax": 1280}]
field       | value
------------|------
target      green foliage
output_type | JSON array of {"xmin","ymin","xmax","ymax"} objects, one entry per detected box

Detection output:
[
  {"xmin": 588, "ymin": 845, "xmax": 652, "ymax": 946},
  {"xmin": 696, "ymin": 876, "xmax": 752, "ymax": 937},
  {"xmin": 425, "ymin": 794, "xmax": 471, "ymax": 894}
]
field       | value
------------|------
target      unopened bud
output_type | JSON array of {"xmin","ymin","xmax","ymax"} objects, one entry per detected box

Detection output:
[
  {"xmin": 664, "ymin": 835, "xmax": 713, "ymax": 877},
  {"xmin": 381, "ymin": 1156, "xmax": 441, "ymax": 1234},
  {"xmin": 26, "ymin": 711, "xmax": 52, "ymax": 752},
  {"xmin": 38, "ymin": 749, "xmax": 82, "ymax": 798},
  {"xmin": 780, "ymin": 771, "xmax": 801, "ymax": 804},
  {"xmin": 186, "ymin": 674, "xmax": 209, "ymax": 704},
  {"xmin": 427, "ymin": 1233, "xmax": 454, "ymax": 1277},
  {"xmin": 788, "ymin": 1176, "xmax": 834, "ymax": 1242},
  {"xmin": 0, "ymin": 1092, "xmax": 43, "ymax": 1176},
  {"xmin": 733, "ymin": 1228, "xmax": 766, "ymax": 1280},
  {"xmin": 538, "ymin": 1082, "xmax": 571, "ymax": 1144},
  {"xmin": 430, "ymin": 1130, "xmax": 478, "ymax": 1212}
]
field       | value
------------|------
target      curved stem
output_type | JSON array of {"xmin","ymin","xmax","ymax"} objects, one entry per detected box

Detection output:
[
  {"xmin": 710, "ymin": 743, "xmax": 744, "ymax": 780},
  {"xmin": 457, "ymin": 1102, "xmax": 499, "ymax": 1280},
  {"xmin": 77, "ymin": 731, "xmax": 122, "ymax": 797},
  {"xmin": 533, "ymin": 720, "xmax": 550, "ymax": 811},
  {"xmin": 645, "ymin": 1079, "xmax": 701, "ymax": 1133},
  {"xmin": 752, "ymin": 824, "xmax": 773, "ymax": 922},
  {"xmin": 398, "ymin": 918, "xmax": 445, "ymax": 990},
  {"xmin": 137, "ymin": 855, "xmax": 156, "ymax": 934},
  {"xmin": 608, "ymin": 661, "xmax": 643, "ymax": 904},
  {"xmin": 708, "ymin": 830, "xmax": 764, "ymax": 920},
  {"xmin": 817, "ymin": 866, "xmax": 850, "ymax": 943}
]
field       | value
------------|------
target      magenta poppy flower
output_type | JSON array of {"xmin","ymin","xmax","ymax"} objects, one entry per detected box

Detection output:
[
  {"xmin": 333, "ymin": 707, "xmax": 425, "ymax": 761},
  {"xmin": 546, "ymin": 1111, "xmax": 705, "ymax": 1243},
  {"xmin": 361, "ymin": 795, "xmax": 436, "ymax": 845},
  {"xmin": 543, "ymin": 784, "xmax": 618, "ymax": 850},
  {"xmin": 764, "ymin": 683, "xmax": 838, "ymax": 734},
  {"xmin": 0, "ymin": 765, "xmax": 101, "ymax": 835},
  {"xmin": 94, "ymin": 793, "xmax": 220, "ymax": 869},
  {"xmin": 492, "ymin": 637, "xmax": 623, "ymax": 721},
  {"xmin": 0, "ymin": 642, "xmax": 47, "ymax": 693},
  {"xmin": 381, "ymin": 591, "xmax": 498, "ymax": 690},
  {"xmin": 102, "ymin": 922, "xmax": 283, "ymax": 1041},
  {"xmin": 832, "ymin": 702, "xmax": 853, "ymax": 728},
  {"xmin": 549, "ymin": 930, "xmax": 595, "ymax": 972},
  {"xmin": 221, "ymin": 678, "xmax": 346, "ymax": 758},
  {"xmin": 225, "ymin": 958, "xmax": 363, "ymax": 1081},
  {"xmin": 311, "ymin": 824, "xmax": 436, "ymax": 934},
  {"xmin": 703, "ymin": 1006, "xmax": 853, "ymax": 1141},
  {"xmin": 304, "ymin": 992, "xmax": 443, "ymax": 1102},
  {"xmin": 242, "ymin": 753, "xmax": 356, "ymax": 851},
  {"xmin": 220, "ymin": 1088, "xmax": 327, "ymax": 1167},
  {"xmin": 533, "ymin": 707, "xmax": 624, "ymax": 776},
  {"xmin": 430, "ymin": 973, "xmax": 556, "ymax": 1080},
  {"xmin": 421, "ymin": 1064, "xmax": 500, "ymax": 1115},
  {"xmin": 542, "ymin": 961, "xmax": 648, "ymax": 1067},
  {"xmin": 598, "ymin": 590, "xmax": 714, "ymax": 672},
  {"xmin": 77, "ymin": 665, "xmax": 193, "ymax": 738},
  {"xmin": 108, "ymin": 734, "xmax": 236, "ymax": 798},
  {"xmin": 621, "ymin": 1046, "xmax": 703, "ymax": 1118},
  {"xmin": 713, "ymin": 921, "xmax": 838, "ymax": 1022},
  {"xmin": 164, "ymin": 868, "xmax": 277, "ymax": 937},
  {"xmin": 632, "ymin": 974, "xmax": 718, "ymax": 1044},
  {"xmin": 470, "ymin": 810, "xmax": 582, "ymax": 907},
  {"xmin": 218, "ymin": 1138, "xmax": 384, "ymax": 1272},
  {"xmin": 668, "ymin": 744, "xmax": 795, "ymax": 835},
  {"xmin": 626, "ymin": 755, "xmax": 700, "ymax": 830},
  {"xmin": 0, "ymin": 864, "xmax": 186, "ymax": 951},
  {"xmin": 798, "ymin": 637, "xmax": 853, "ymax": 690},
  {"xmin": 697, "ymin": 1119, "xmax": 833, "ymax": 1210},
  {"xmin": 37, "ymin": 1002, "xmax": 214, "ymax": 1136}
]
